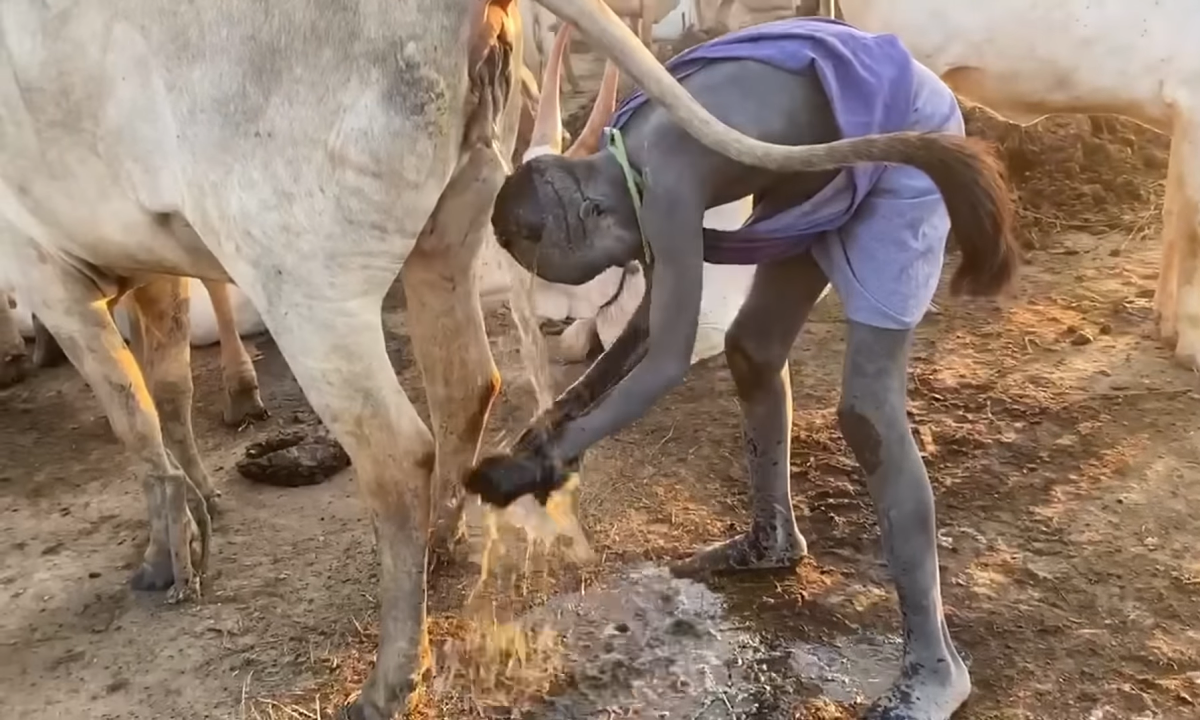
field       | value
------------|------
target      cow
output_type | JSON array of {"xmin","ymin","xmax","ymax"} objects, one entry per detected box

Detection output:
[
  {"xmin": 473, "ymin": 15, "xmax": 1019, "ymax": 720},
  {"xmin": 834, "ymin": 0, "xmax": 1200, "ymax": 369},
  {"xmin": 1, "ymin": 2, "xmax": 1009, "ymax": 718}
]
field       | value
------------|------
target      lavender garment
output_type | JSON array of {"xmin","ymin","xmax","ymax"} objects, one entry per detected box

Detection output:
[
  {"xmin": 608, "ymin": 18, "xmax": 962, "ymax": 329},
  {"xmin": 608, "ymin": 17, "xmax": 915, "ymax": 266}
]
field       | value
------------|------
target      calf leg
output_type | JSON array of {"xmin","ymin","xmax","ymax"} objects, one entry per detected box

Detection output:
[
  {"xmin": 0, "ymin": 291, "xmax": 28, "ymax": 388},
  {"xmin": 1157, "ymin": 114, "xmax": 1200, "ymax": 369},
  {"xmin": 838, "ymin": 321, "xmax": 969, "ymax": 720},
  {"xmin": 203, "ymin": 280, "xmax": 268, "ymax": 425},
  {"xmin": 16, "ymin": 258, "xmax": 206, "ymax": 601},
  {"xmin": 129, "ymin": 279, "xmax": 218, "ymax": 505},
  {"xmin": 672, "ymin": 253, "xmax": 827, "ymax": 575}
]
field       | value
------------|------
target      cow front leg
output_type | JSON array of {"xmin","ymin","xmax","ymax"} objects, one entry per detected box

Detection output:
[
  {"xmin": 16, "ymin": 260, "xmax": 207, "ymax": 601},
  {"xmin": 203, "ymin": 280, "xmax": 268, "ymax": 426},
  {"xmin": 1157, "ymin": 115, "xmax": 1200, "ymax": 368},
  {"xmin": 31, "ymin": 313, "xmax": 68, "ymax": 368},
  {"xmin": 129, "ymin": 279, "xmax": 219, "ymax": 510},
  {"xmin": 672, "ymin": 253, "xmax": 827, "ymax": 576},
  {"xmin": 839, "ymin": 321, "xmax": 969, "ymax": 720}
]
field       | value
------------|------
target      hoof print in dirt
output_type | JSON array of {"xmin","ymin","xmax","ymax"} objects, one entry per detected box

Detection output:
[{"xmin": 236, "ymin": 429, "xmax": 350, "ymax": 487}]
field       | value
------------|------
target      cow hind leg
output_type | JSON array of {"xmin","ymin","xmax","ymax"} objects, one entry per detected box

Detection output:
[
  {"xmin": 129, "ymin": 278, "xmax": 219, "ymax": 507},
  {"xmin": 255, "ymin": 298, "xmax": 434, "ymax": 720},
  {"xmin": 838, "ymin": 321, "xmax": 970, "ymax": 720},
  {"xmin": 203, "ymin": 280, "xmax": 267, "ymax": 425},
  {"xmin": 399, "ymin": 147, "xmax": 506, "ymax": 557},
  {"xmin": 1158, "ymin": 114, "xmax": 1200, "ymax": 368},
  {"xmin": 672, "ymin": 253, "xmax": 828, "ymax": 576},
  {"xmin": 19, "ymin": 264, "xmax": 206, "ymax": 601}
]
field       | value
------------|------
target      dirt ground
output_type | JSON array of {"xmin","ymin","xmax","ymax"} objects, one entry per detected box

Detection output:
[{"xmin": 4, "ymin": 56, "xmax": 1198, "ymax": 720}]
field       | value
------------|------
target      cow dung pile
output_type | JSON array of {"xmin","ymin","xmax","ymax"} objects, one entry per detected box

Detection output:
[
  {"xmin": 960, "ymin": 103, "xmax": 1168, "ymax": 245},
  {"xmin": 563, "ymin": 53, "xmax": 1169, "ymax": 247}
]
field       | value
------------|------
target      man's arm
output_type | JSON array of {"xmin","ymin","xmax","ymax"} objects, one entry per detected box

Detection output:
[{"xmin": 543, "ymin": 184, "xmax": 705, "ymax": 461}]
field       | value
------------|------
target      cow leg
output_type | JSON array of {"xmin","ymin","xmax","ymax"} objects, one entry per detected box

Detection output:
[
  {"xmin": 203, "ymin": 280, "xmax": 268, "ymax": 425},
  {"xmin": 32, "ymin": 314, "xmax": 68, "ymax": 368},
  {"xmin": 838, "ymin": 321, "xmax": 969, "ymax": 720},
  {"xmin": 17, "ymin": 262, "xmax": 207, "ymax": 601},
  {"xmin": 129, "ymin": 278, "xmax": 219, "ymax": 506},
  {"xmin": 0, "ymin": 291, "xmax": 28, "ymax": 388},
  {"xmin": 1158, "ymin": 114, "xmax": 1200, "ymax": 368},
  {"xmin": 672, "ymin": 253, "xmax": 827, "ymax": 575}
]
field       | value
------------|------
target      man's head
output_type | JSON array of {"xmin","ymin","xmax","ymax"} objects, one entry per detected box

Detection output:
[
  {"xmin": 492, "ymin": 23, "xmax": 637, "ymax": 286},
  {"xmin": 492, "ymin": 152, "xmax": 641, "ymax": 285}
]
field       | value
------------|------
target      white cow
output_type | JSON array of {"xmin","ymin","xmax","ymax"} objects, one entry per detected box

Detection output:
[
  {"xmin": 836, "ymin": 0, "xmax": 1200, "ymax": 367},
  {"xmin": 0, "ymin": 1, "xmax": 947, "ymax": 717}
]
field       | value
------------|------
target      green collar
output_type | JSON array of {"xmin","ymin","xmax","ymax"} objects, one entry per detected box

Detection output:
[{"xmin": 603, "ymin": 127, "xmax": 653, "ymax": 264}]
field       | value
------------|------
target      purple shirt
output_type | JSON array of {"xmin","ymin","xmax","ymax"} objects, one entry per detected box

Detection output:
[{"xmin": 608, "ymin": 17, "xmax": 916, "ymax": 265}]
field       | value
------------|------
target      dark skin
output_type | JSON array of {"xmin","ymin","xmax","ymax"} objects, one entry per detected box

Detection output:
[{"xmin": 478, "ymin": 61, "xmax": 976, "ymax": 720}]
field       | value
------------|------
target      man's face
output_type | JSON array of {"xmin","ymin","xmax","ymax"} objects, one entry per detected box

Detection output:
[{"xmin": 492, "ymin": 153, "xmax": 642, "ymax": 285}]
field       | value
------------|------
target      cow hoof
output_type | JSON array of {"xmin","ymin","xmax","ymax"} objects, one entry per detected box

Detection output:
[
  {"xmin": 166, "ymin": 576, "xmax": 201, "ymax": 605},
  {"xmin": 862, "ymin": 655, "xmax": 971, "ymax": 720},
  {"xmin": 0, "ymin": 352, "xmax": 29, "ymax": 389},
  {"xmin": 670, "ymin": 528, "xmax": 807, "ymax": 578},
  {"xmin": 222, "ymin": 384, "xmax": 268, "ymax": 427},
  {"xmin": 129, "ymin": 562, "xmax": 175, "ymax": 592}
]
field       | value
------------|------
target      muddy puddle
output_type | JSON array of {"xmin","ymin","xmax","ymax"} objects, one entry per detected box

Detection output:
[{"xmin": 491, "ymin": 565, "xmax": 902, "ymax": 719}]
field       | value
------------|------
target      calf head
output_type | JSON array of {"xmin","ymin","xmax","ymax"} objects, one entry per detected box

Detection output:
[{"xmin": 492, "ymin": 24, "xmax": 638, "ymax": 285}]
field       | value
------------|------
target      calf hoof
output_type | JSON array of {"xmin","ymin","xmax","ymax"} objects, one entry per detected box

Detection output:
[
  {"xmin": 863, "ymin": 656, "xmax": 971, "ymax": 720},
  {"xmin": 670, "ymin": 526, "xmax": 807, "ymax": 578},
  {"xmin": 0, "ymin": 352, "xmax": 29, "ymax": 389},
  {"xmin": 222, "ymin": 384, "xmax": 268, "ymax": 427}
]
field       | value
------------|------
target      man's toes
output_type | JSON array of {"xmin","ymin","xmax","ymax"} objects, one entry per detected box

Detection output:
[{"xmin": 222, "ymin": 385, "xmax": 268, "ymax": 427}]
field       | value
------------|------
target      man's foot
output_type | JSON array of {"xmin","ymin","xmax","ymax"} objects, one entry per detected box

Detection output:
[
  {"xmin": 864, "ymin": 652, "xmax": 971, "ymax": 720},
  {"xmin": 670, "ymin": 523, "xmax": 807, "ymax": 577}
]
